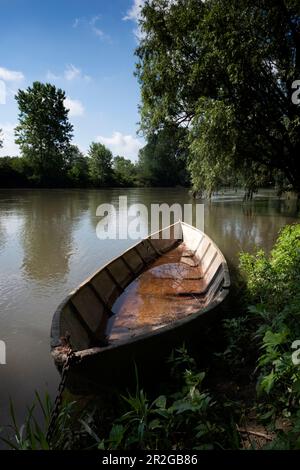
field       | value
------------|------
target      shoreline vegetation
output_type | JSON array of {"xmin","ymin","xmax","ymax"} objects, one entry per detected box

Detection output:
[
  {"xmin": 2, "ymin": 223, "xmax": 300, "ymax": 450},
  {"xmin": 0, "ymin": 148, "xmax": 190, "ymax": 190}
]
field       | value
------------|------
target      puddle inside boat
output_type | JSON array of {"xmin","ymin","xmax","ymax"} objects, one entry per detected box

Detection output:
[{"xmin": 108, "ymin": 243, "xmax": 207, "ymax": 341}]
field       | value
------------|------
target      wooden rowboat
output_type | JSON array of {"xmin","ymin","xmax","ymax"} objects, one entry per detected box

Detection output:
[{"xmin": 51, "ymin": 221, "xmax": 230, "ymax": 390}]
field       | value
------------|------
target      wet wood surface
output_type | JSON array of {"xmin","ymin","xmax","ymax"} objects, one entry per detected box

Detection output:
[{"xmin": 109, "ymin": 243, "xmax": 207, "ymax": 341}]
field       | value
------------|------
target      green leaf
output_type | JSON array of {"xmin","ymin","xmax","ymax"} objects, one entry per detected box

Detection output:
[
  {"xmin": 153, "ymin": 395, "xmax": 167, "ymax": 409},
  {"xmin": 149, "ymin": 419, "xmax": 162, "ymax": 430},
  {"xmin": 259, "ymin": 370, "xmax": 276, "ymax": 394},
  {"xmin": 108, "ymin": 424, "xmax": 125, "ymax": 448}
]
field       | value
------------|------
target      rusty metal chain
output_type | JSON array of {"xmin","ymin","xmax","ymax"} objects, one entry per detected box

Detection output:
[{"xmin": 46, "ymin": 344, "xmax": 80, "ymax": 446}]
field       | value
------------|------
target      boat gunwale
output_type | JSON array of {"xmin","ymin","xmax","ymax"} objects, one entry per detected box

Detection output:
[
  {"xmin": 51, "ymin": 221, "xmax": 230, "ymax": 358},
  {"xmin": 53, "ymin": 289, "xmax": 229, "ymax": 364}
]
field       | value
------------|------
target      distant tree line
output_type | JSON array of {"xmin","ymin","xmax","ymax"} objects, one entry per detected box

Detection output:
[{"xmin": 0, "ymin": 81, "xmax": 190, "ymax": 189}]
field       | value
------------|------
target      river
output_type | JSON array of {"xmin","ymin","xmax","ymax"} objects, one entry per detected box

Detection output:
[{"xmin": 0, "ymin": 188, "xmax": 299, "ymax": 431}]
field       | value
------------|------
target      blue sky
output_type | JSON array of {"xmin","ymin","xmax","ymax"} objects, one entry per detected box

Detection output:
[{"xmin": 0, "ymin": 0, "xmax": 145, "ymax": 160}]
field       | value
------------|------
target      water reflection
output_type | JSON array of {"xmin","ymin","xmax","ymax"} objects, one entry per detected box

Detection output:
[
  {"xmin": 20, "ymin": 191, "xmax": 89, "ymax": 285},
  {"xmin": 204, "ymin": 198, "xmax": 299, "ymax": 264},
  {"xmin": 0, "ymin": 219, "xmax": 7, "ymax": 251},
  {"xmin": 84, "ymin": 188, "xmax": 300, "ymax": 263}
]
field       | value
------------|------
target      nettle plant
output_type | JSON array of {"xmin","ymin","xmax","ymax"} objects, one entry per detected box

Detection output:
[{"xmin": 240, "ymin": 224, "xmax": 300, "ymax": 418}]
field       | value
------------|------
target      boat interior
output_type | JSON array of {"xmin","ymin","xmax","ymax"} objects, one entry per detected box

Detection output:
[{"xmin": 51, "ymin": 222, "xmax": 229, "ymax": 353}]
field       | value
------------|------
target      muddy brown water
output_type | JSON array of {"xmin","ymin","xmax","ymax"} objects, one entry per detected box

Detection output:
[{"xmin": 0, "ymin": 188, "xmax": 299, "ymax": 433}]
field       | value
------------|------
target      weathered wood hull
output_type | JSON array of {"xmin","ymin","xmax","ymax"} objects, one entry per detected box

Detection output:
[{"xmin": 51, "ymin": 221, "xmax": 230, "ymax": 391}]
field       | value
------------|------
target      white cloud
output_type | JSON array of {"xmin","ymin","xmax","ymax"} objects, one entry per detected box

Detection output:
[
  {"xmin": 46, "ymin": 64, "xmax": 91, "ymax": 82},
  {"xmin": 46, "ymin": 70, "xmax": 60, "ymax": 80},
  {"xmin": 0, "ymin": 66, "xmax": 24, "ymax": 82},
  {"xmin": 123, "ymin": 0, "xmax": 145, "ymax": 21},
  {"xmin": 0, "ymin": 81, "xmax": 6, "ymax": 104},
  {"xmin": 0, "ymin": 123, "xmax": 19, "ymax": 157},
  {"xmin": 72, "ymin": 15, "xmax": 111, "ymax": 42},
  {"xmin": 90, "ymin": 15, "xmax": 104, "ymax": 37},
  {"xmin": 96, "ymin": 131, "xmax": 144, "ymax": 161},
  {"xmin": 124, "ymin": 1, "xmax": 178, "ymax": 40},
  {"xmin": 64, "ymin": 64, "xmax": 81, "ymax": 81},
  {"xmin": 83, "ymin": 74, "xmax": 92, "ymax": 83},
  {"xmin": 64, "ymin": 97, "xmax": 85, "ymax": 117},
  {"xmin": 123, "ymin": 0, "xmax": 146, "ymax": 41},
  {"xmin": 93, "ymin": 27, "xmax": 104, "ymax": 37},
  {"xmin": 72, "ymin": 18, "xmax": 80, "ymax": 28}
]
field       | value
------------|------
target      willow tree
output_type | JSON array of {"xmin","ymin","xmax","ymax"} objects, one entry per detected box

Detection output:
[{"xmin": 136, "ymin": 0, "xmax": 300, "ymax": 195}]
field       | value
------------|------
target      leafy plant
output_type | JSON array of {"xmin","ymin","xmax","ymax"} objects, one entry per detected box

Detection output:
[
  {"xmin": 240, "ymin": 224, "xmax": 300, "ymax": 431},
  {"xmin": 97, "ymin": 349, "xmax": 238, "ymax": 450},
  {"xmin": 1, "ymin": 393, "xmax": 52, "ymax": 450}
]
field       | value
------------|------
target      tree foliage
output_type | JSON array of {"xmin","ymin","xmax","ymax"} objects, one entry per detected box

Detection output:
[
  {"xmin": 66, "ymin": 145, "xmax": 89, "ymax": 187},
  {"xmin": 136, "ymin": 0, "xmax": 300, "ymax": 194},
  {"xmin": 0, "ymin": 156, "xmax": 30, "ymax": 187},
  {"xmin": 137, "ymin": 125, "xmax": 190, "ymax": 186},
  {"xmin": 88, "ymin": 142, "xmax": 113, "ymax": 187},
  {"xmin": 113, "ymin": 156, "xmax": 137, "ymax": 187},
  {"xmin": 15, "ymin": 82, "xmax": 73, "ymax": 185}
]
